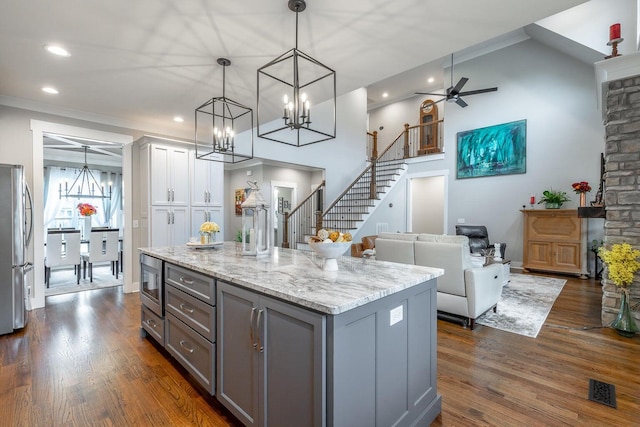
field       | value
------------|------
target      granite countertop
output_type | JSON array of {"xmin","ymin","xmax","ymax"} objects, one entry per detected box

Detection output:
[{"xmin": 139, "ymin": 243, "xmax": 443, "ymax": 315}]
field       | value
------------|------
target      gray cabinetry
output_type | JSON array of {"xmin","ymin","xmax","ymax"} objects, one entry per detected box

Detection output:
[
  {"xmin": 328, "ymin": 281, "xmax": 440, "ymax": 426},
  {"xmin": 217, "ymin": 280, "xmax": 326, "ymax": 427},
  {"xmin": 164, "ymin": 262, "xmax": 217, "ymax": 395}
]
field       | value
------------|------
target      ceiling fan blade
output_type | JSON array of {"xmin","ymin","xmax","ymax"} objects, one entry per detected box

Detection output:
[
  {"xmin": 455, "ymin": 97, "xmax": 468, "ymax": 108},
  {"xmin": 450, "ymin": 77, "xmax": 468, "ymax": 95},
  {"xmin": 415, "ymin": 91, "xmax": 445, "ymax": 96},
  {"xmin": 458, "ymin": 87, "xmax": 498, "ymax": 96}
]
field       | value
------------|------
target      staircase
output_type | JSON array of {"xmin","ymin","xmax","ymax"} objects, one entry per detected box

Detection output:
[
  {"xmin": 321, "ymin": 159, "xmax": 406, "ymax": 232},
  {"xmin": 282, "ymin": 120, "xmax": 442, "ymax": 249}
]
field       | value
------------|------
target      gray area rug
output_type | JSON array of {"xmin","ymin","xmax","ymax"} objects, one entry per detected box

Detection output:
[
  {"xmin": 45, "ymin": 265, "xmax": 123, "ymax": 297},
  {"xmin": 476, "ymin": 273, "xmax": 566, "ymax": 338}
]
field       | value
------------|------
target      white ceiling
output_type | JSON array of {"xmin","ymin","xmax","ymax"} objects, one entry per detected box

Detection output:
[{"xmin": 1, "ymin": 0, "xmax": 587, "ymax": 140}]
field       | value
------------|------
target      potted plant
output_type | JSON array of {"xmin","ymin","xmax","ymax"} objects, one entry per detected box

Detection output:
[{"xmin": 537, "ymin": 189, "xmax": 570, "ymax": 209}]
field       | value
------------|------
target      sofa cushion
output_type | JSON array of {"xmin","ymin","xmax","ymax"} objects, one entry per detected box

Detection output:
[
  {"xmin": 414, "ymin": 241, "xmax": 467, "ymax": 297},
  {"xmin": 375, "ymin": 238, "xmax": 415, "ymax": 265},
  {"xmin": 378, "ymin": 232, "xmax": 418, "ymax": 241}
]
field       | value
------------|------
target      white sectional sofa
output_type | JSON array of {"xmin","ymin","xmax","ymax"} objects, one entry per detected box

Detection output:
[{"xmin": 375, "ymin": 232, "xmax": 504, "ymax": 329}]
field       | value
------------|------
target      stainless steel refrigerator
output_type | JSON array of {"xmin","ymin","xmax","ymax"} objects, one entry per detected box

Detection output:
[{"xmin": 0, "ymin": 164, "xmax": 33, "ymax": 335}]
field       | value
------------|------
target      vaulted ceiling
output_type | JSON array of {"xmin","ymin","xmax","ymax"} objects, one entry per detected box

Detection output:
[{"xmin": 1, "ymin": 0, "xmax": 587, "ymax": 139}]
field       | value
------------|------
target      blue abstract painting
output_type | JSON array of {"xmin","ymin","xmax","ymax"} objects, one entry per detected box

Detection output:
[{"xmin": 456, "ymin": 119, "xmax": 527, "ymax": 179}]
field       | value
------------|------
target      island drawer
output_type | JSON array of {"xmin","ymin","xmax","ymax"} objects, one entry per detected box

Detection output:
[
  {"xmin": 165, "ymin": 262, "xmax": 215, "ymax": 305},
  {"xmin": 165, "ymin": 284, "xmax": 216, "ymax": 342},
  {"xmin": 141, "ymin": 304, "xmax": 164, "ymax": 346},
  {"xmin": 165, "ymin": 313, "xmax": 215, "ymax": 395}
]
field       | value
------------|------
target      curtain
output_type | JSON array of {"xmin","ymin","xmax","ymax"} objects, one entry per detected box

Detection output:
[
  {"xmin": 43, "ymin": 166, "xmax": 77, "ymax": 232},
  {"xmin": 100, "ymin": 172, "xmax": 122, "ymax": 227}
]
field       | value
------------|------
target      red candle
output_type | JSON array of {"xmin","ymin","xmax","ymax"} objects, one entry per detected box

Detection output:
[
  {"xmin": 610, "ymin": 23, "xmax": 621, "ymax": 41},
  {"xmin": 530, "ymin": 195, "xmax": 535, "ymax": 205}
]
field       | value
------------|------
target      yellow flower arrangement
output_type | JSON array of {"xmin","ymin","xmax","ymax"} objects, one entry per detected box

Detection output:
[
  {"xmin": 199, "ymin": 221, "xmax": 220, "ymax": 234},
  {"xmin": 598, "ymin": 243, "xmax": 640, "ymax": 287}
]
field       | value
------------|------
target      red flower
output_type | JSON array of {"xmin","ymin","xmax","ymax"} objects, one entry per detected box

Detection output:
[
  {"xmin": 77, "ymin": 203, "xmax": 97, "ymax": 216},
  {"xmin": 571, "ymin": 181, "xmax": 591, "ymax": 193}
]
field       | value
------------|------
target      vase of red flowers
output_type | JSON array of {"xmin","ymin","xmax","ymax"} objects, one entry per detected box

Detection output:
[
  {"xmin": 571, "ymin": 181, "xmax": 591, "ymax": 207},
  {"xmin": 77, "ymin": 203, "xmax": 97, "ymax": 239}
]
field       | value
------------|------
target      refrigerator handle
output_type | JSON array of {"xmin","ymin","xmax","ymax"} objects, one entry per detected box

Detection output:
[{"xmin": 25, "ymin": 183, "xmax": 34, "ymax": 248}]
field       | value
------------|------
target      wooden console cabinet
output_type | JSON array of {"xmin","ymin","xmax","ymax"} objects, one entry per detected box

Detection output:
[{"xmin": 521, "ymin": 209, "xmax": 587, "ymax": 278}]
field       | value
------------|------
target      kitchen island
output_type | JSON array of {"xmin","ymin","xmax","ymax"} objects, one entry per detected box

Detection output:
[{"xmin": 139, "ymin": 243, "xmax": 443, "ymax": 427}]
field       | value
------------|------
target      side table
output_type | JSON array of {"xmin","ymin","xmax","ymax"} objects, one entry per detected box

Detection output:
[{"xmin": 485, "ymin": 257, "xmax": 511, "ymax": 286}]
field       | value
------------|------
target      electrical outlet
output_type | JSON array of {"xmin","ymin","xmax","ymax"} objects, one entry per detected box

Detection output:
[
  {"xmin": 390, "ymin": 305, "xmax": 403, "ymax": 326},
  {"xmin": 457, "ymin": 218, "xmax": 465, "ymax": 224}
]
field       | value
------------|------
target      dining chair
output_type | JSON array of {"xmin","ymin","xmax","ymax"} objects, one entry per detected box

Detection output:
[
  {"xmin": 81, "ymin": 229, "xmax": 120, "ymax": 282},
  {"xmin": 45, "ymin": 229, "xmax": 81, "ymax": 287}
]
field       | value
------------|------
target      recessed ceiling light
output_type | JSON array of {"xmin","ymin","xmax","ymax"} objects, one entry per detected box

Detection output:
[
  {"xmin": 173, "ymin": 116, "xmax": 184, "ymax": 123},
  {"xmin": 42, "ymin": 86, "xmax": 59, "ymax": 94},
  {"xmin": 44, "ymin": 44, "xmax": 71, "ymax": 57},
  {"xmin": 427, "ymin": 77, "xmax": 435, "ymax": 84},
  {"xmin": 382, "ymin": 92, "xmax": 388, "ymax": 98}
]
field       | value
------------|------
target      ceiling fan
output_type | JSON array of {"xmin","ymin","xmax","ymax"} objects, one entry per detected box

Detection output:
[{"xmin": 415, "ymin": 54, "xmax": 498, "ymax": 108}]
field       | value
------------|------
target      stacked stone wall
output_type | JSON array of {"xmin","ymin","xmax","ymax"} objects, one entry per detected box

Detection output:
[{"xmin": 602, "ymin": 75, "xmax": 640, "ymax": 324}]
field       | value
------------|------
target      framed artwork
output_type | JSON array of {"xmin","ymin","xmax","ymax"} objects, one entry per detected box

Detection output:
[
  {"xmin": 234, "ymin": 189, "xmax": 245, "ymax": 215},
  {"xmin": 456, "ymin": 119, "xmax": 527, "ymax": 179}
]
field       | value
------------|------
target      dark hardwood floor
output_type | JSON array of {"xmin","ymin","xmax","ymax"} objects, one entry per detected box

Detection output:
[{"xmin": 0, "ymin": 275, "xmax": 637, "ymax": 426}]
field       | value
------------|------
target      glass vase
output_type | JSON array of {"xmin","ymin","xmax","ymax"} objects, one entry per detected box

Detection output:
[{"xmin": 611, "ymin": 288, "xmax": 639, "ymax": 337}]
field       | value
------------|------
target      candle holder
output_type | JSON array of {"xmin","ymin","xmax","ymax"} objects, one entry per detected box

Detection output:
[{"xmin": 606, "ymin": 37, "xmax": 623, "ymax": 59}]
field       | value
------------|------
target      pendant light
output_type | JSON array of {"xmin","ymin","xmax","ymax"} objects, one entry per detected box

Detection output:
[
  {"xmin": 195, "ymin": 58, "xmax": 254, "ymax": 164},
  {"xmin": 257, "ymin": 0, "xmax": 336, "ymax": 147},
  {"xmin": 59, "ymin": 146, "xmax": 112, "ymax": 199}
]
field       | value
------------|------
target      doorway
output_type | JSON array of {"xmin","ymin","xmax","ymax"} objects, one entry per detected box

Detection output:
[
  {"xmin": 31, "ymin": 120, "xmax": 133, "ymax": 309},
  {"xmin": 272, "ymin": 181, "xmax": 297, "ymax": 248},
  {"xmin": 408, "ymin": 173, "xmax": 447, "ymax": 234}
]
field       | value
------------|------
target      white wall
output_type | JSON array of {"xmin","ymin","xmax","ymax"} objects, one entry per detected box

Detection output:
[
  {"xmin": 252, "ymin": 88, "xmax": 369, "ymax": 204},
  {"xmin": 368, "ymin": 38, "xmax": 605, "ymax": 269},
  {"xmin": 537, "ymin": 0, "xmax": 637, "ymax": 54}
]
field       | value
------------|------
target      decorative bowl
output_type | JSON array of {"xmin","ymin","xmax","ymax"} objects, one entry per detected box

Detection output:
[{"xmin": 308, "ymin": 241, "xmax": 351, "ymax": 271}]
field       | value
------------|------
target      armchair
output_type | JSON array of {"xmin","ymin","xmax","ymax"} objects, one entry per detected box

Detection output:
[
  {"xmin": 455, "ymin": 225, "xmax": 506, "ymax": 259},
  {"xmin": 351, "ymin": 235, "xmax": 377, "ymax": 258},
  {"xmin": 414, "ymin": 234, "xmax": 503, "ymax": 329}
]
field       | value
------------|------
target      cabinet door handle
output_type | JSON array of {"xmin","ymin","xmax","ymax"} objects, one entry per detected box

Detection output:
[
  {"xmin": 179, "ymin": 340, "xmax": 195, "ymax": 354},
  {"xmin": 167, "ymin": 188, "xmax": 171, "ymax": 202},
  {"xmin": 145, "ymin": 319, "xmax": 157, "ymax": 328},
  {"xmin": 256, "ymin": 309, "xmax": 264, "ymax": 353},
  {"xmin": 172, "ymin": 212, "xmax": 175, "ymax": 224},
  {"xmin": 167, "ymin": 212, "xmax": 171, "ymax": 225},
  {"xmin": 179, "ymin": 303, "xmax": 194, "ymax": 314},
  {"xmin": 207, "ymin": 190, "xmax": 211, "ymax": 203},
  {"xmin": 249, "ymin": 307, "xmax": 257, "ymax": 349},
  {"xmin": 179, "ymin": 277, "xmax": 194, "ymax": 286},
  {"xmin": 171, "ymin": 188, "xmax": 175, "ymax": 202}
]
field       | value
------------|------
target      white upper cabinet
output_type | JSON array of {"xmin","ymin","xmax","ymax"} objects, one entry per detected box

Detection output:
[
  {"xmin": 150, "ymin": 145, "xmax": 189, "ymax": 206},
  {"xmin": 191, "ymin": 151, "xmax": 223, "ymax": 206}
]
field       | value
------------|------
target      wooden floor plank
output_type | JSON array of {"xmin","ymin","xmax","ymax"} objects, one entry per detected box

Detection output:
[{"xmin": 0, "ymin": 274, "xmax": 637, "ymax": 426}]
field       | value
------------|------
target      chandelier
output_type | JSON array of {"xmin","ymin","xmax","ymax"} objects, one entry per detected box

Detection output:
[
  {"xmin": 257, "ymin": 0, "xmax": 336, "ymax": 147},
  {"xmin": 59, "ymin": 146, "xmax": 111, "ymax": 199},
  {"xmin": 195, "ymin": 58, "xmax": 254, "ymax": 164}
]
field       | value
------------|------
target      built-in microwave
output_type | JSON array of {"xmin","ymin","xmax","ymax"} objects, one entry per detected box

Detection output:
[{"xmin": 140, "ymin": 253, "xmax": 163, "ymax": 316}]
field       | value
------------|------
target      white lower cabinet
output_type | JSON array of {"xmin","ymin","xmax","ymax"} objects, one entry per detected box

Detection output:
[
  {"xmin": 216, "ymin": 281, "xmax": 326, "ymax": 427},
  {"xmin": 150, "ymin": 206, "xmax": 189, "ymax": 246},
  {"xmin": 191, "ymin": 206, "xmax": 223, "ymax": 238}
]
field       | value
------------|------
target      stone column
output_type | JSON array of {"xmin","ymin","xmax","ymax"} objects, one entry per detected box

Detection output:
[{"xmin": 602, "ymin": 75, "xmax": 640, "ymax": 325}]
